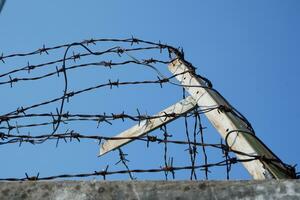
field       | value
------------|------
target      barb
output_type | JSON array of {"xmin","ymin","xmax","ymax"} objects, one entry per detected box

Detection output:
[
  {"xmin": 0, "ymin": 157, "xmax": 286, "ymax": 181},
  {"xmin": 0, "ymin": 131, "xmax": 225, "ymax": 149},
  {"xmin": 0, "ymin": 37, "xmax": 297, "ymax": 181}
]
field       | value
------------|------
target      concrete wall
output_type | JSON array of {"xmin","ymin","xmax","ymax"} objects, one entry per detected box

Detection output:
[{"xmin": 0, "ymin": 180, "xmax": 299, "ymax": 200}]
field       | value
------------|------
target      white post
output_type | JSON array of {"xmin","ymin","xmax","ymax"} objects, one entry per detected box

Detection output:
[
  {"xmin": 168, "ymin": 59, "xmax": 293, "ymax": 179},
  {"xmin": 99, "ymin": 95, "xmax": 198, "ymax": 156}
]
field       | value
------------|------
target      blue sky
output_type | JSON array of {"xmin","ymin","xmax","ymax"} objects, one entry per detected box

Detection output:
[{"xmin": 0, "ymin": 0, "xmax": 299, "ymax": 180}]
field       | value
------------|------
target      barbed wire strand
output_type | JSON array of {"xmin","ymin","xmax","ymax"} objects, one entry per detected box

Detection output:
[{"xmin": 0, "ymin": 37, "xmax": 297, "ymax": 181}]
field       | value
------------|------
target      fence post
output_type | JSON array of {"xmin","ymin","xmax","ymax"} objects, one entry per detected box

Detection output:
[
  {"xmin": 168, "ymin": 59, "xmax": 295, "ymax": 179},
  {"xmin": 100, "ymin": 95, "xmax": 198, "ymax": 156}
]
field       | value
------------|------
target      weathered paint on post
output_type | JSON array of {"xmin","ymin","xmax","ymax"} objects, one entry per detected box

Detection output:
[{"xmin": 168, "ymin": 59, "xmax": 293, "ymax": 179}]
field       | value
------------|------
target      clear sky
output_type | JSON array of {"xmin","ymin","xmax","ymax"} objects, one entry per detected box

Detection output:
[{"xmin": 0, "ymin": 0, "xmax": 299, "ymax": 180}]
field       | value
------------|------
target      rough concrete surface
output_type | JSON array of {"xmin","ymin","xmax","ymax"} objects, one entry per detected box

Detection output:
[{"xmin": 0, "ymin": 180, "xmax": 299, "ymax": 200}]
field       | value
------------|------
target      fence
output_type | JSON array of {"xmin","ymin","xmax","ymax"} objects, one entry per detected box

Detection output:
[{"xmin": 0, "ymin": 38, "xmax": 297, "ymax": 181}]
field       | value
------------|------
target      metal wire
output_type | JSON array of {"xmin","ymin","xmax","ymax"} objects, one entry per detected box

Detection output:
[{"xmin": 0, "ymin": 37, "xmax": 297, "ymax": 181}]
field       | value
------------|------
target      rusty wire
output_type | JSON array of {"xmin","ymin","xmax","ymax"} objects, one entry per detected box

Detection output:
[
  {"xmin": 0, "ymin": 157, "xmax": 266, "ymax": 181},
  {"xmin": 0, "ymin": 37, "xmax": 297, "ymax": 181}
]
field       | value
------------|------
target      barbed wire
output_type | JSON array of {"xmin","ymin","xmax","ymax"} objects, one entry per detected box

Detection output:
[
  {"xmin": 0, "ymin": 157, "xmax": 265, "ymax": 181},
  {"xmin": 0, "ymin": 37, "xmax": 298, "ymax": 181}
]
